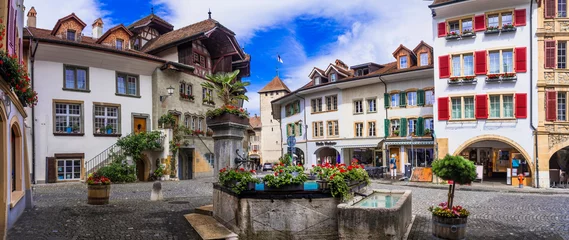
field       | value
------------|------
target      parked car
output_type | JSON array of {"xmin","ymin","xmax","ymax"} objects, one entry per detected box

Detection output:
[{"xmin": 262, "ymin": 163, "xmax": 274, "ymax": 171}]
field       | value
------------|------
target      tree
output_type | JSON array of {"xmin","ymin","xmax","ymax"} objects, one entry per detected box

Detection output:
[
  {"xmin": 431, "ymin": 155, "xmax": 477, "ymax": 209},
  {"xmin": 201, "ymin": 70, "xmax": 250, "ymax": 106}
]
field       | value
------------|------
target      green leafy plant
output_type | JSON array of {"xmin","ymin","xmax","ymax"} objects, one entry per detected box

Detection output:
[
  {"xmin": 219, "ymin": 167, "xmax": 259, "ymax": 194},
  {"xmin": 0, "ymin": 33, "xmax": 38, "ymax": 107},
  {"xmin": 72, "ymin": 124, "xmax": 80, "ymax": 132},
  {"xmin": 154, "ymin": 166, "xmax": 164, "ymax": 178},
  {"xmin": 116, "ymin": 131, "xmax": 163, "ymax": 162},
  {"xmin": 262, "ymin": 164, "xmax": 307, "ymax": 188},
  {"xmin": 96, "ymin": 152, "xmax": 136, "ymax": 183},
  {"xmin": 311, "ymin": 161, "xmax": 370, "ymax": 201},
  {"xmin": 87, "ymin": 172, "xmax": 111, "ymax": 185},
  {"xmin": 425, "ymin": 128, "xmax": 431, "ymax": 135},
  {"xmin": 169, "ymin": 125, "xmax": 191, "ymax": 155},
  {"xmin": 158, "ymin": 113, "xmax": 176, "ymax": 128},
  {"xmin": 201, "ymin": 70, "xmax": 251, "ymax": 118},
  {"xmin": 431, "ymin": 155, "xmax": 477, "ymax": 211},
  {"xmin": 428, "ymin": 202, "xmax": 470, "ymax": 218}
]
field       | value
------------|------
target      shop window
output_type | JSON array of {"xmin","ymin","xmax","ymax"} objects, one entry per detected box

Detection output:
[
  {"xmin": 407, "ymin": 148, "xmax": 434, "ymax": 167},
  {"xmin": 57, "ymin": 159, "xmax": 81, "ymax": 180}
]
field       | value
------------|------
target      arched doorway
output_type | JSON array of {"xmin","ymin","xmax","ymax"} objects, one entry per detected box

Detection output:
[
  {"xmin": 0, "ymin": 103, "xmax": 7, "ymax": 237},
  {"xmin": 548, "ymin": 146, "xmax": 569, "ymax": 187},
  {"xmin": 136, "ymin": 154, "xmax": 150, "ymax": 181},
  {"xmin": 292, "ymin": 148, "xmax": 305, "ymax": 166},
  {"xmin": 314, "ymin": 147, "xmax": 339, "ymax": 165},
  {"xmin": 453, "ymin": 135, "xmax": 532, "ymax": 185}
]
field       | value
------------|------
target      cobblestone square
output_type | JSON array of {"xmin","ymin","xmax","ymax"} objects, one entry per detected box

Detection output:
[{"xmin": 7, "ymin": 179, "xmax": 569, "ymax": 240}]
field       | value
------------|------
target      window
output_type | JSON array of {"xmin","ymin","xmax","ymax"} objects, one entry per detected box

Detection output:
[
  {"xmin": 311, "ymin": 98, "xmax": 323, "ymax": 113},
  {"xmin": 426, "ymin": 90, "xmax": 435, "ymax": 105},
  {"xmin": 191, "ymin": 116, "xmax": 197, "ymax": 130},
  {"xmin": 94, "ymin": 105, "xmax": 120, "ymax": 134},
  {"xmin": 184, "ymin": 115, "xmax": 190, "ymax": 128},
  {"xmin": 57, "ymin": 159, "xmax": 81, "ymax": 180},
  {"xmin": 488, "ymin": 14, "xmax": 499, "ymax": 29},
  {"xmin": 367, "ymin": 99, "xmax": 377, "ymax": 112},
  {"xmin": 116, "ymin": 39, "xmax": 124, "ymax": 50},
  {"xmin": 448, "ymin": 17, "xmax": 473, "ymax": 34},
  {"xmin": 314, "ymin": 77, "xmax": 321, "ymax": 85},
  {"xmin": 400, "ymin": 56, "xmax": 408, "ymax": 68},
  {"xmin": 356, "ymin": 68, "xmax": 369, "ymax": 76},
  {"xmin": 559, "ymin": 41, "xmax": 567, "ymax": 69},
  {"xmin": 326, "ymin": 95, "xmax": 338, "ymax": 111},
  {"xmin": 450, "ymin": 96, "xmax": 475, "ymax": 119},
  {"xmin": 198, "ymin": 117, "xmax": 204, "ymax": 131},
  {"xmin": 462, "ymin": 18, "xmax": 472, "ymax": 32},
  {"xmin": 252, "ymin": 145, "xmax": 259, "ymax": 151},
  {"xmin": 391, "ymin": 119, "xmax": 400, "ymax": 136},
  {"xmin": 425, "ymin": 118, "xmax": 434, "ymax": 131},
  {"xmin": 354, "ymin": 100, "xmax": 363, "ymax": 114},
  {"xmin": 420, "ymin": 53, "xmax": 429, "ymax": 66},
  {"xmin": 559, "ymin": 92, "xmax": 567, "ymax": 121},
  {"xmin": 64, "ymin": 65, "xmax": 88, "ymax": 90},
  {"xmin": 408, "ymin": 119, "xmax": 417, "ymax": 136},
  {"xmin": 116, "ymin": 73, "xmax": 139, "ymax": 96},
  {"xmin": 286, "ymin": 101, "xmax": 301, "ymax": 116},
  {"xmin": 489, "ymin": 94, "xmax": 514, "ymax": 118},
  {"xmin": 355, "ymin": 122, "xmax": 364, "ymax": 137},
  {"xmin": 391, "ymin": 93, "xmax": 400, "ymax": 107},
  {"xmin": 561, "ymin": 0, "xmax": 568, "ymax": 17},
  {"xmin": 327, "ymin": 121, "xmax": 339, "ymax": 137},
  {"xmin": 488, "ymin": 49, "xmax": 514, "ymax": 74},
  {"xmin": 449, "ymin": 20, "xmax": 460, "ymax": 33},
  {"xmin": 66, "ymin": 30, "xmax": 76, "ymax": 41},
  {"xmin": 193, "ymin": 52, "xmax": 207, "ymax": 67},
  {"xmin": 54, "ymin": 102, "xmax": 83, "ymax": 134},
  {"xmin": 313, "ymin": 122, "xmax": 324, "ymax": 137},
  {"xmin": 368, "ymin": 122, "xmax": 376, "ymax": 137},
  {"xmin": 407, "ymin": 92, "xmax": 417, "ymax": 106},
  {"xmin": 203, "ymin": 87, "xmax": 213, "ymax": 104},
  {"xmin": 330, "ymin": 73, "xmax": 337, "ymax": 82},
  {"xmin": 451, "ymin": 53, "xmax": 474, "ymax": 76}
]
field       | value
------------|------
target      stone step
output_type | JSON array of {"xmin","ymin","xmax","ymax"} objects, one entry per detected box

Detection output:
[
  {"xmin": 185, "ymin": 213, "xmax": 238, "ymax": 240},
  {"xmin": 195, "ymin": 204, "xmax": 213, "ymax": 216}
]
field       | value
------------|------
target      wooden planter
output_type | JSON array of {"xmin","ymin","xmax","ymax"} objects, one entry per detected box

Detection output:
[
  {"xmin": 87, "ymin": 184, "xmax": 111, "ymax": 205},
  {"xmin": 317, "ymin": 180, "xmax": 330, "ymax": 190},
  {"xmin": 264, "ymin": 184, "xmax": 303, "ymax": 192},
  {"xmin": 206, "ymin": 112, "xmax": 249, "ymax": 126},
  {"xmin": 432, "ymin": 215, "xmax": 468, "ymax": 240}
]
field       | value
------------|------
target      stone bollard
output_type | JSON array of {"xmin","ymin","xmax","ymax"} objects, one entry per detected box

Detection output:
[{"xmin": 151, "ymin": 181, "xmax": 164, "ymax": 201}]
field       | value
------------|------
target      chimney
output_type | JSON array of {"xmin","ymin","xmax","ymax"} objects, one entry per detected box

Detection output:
[
  {"xmin": 92, "ymin": 18, "xmax": 104, "ymax": 39},
  {"xmin": 26, "ymin": 7, "xmax": 37, "ymax": 28}
]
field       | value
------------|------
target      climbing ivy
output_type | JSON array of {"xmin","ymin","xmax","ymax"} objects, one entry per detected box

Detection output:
[{"xmin": 116, "ymin": 131, "xmax": 163, "ymax": 161}]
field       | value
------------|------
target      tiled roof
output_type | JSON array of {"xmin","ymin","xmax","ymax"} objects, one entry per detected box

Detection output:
[
  {"xmin": 249, "ymin": 116, "xmax": 262, "ymax": 128},
  {"xmin": 142, "ymin": 19, "xmax": 219, "ymax": 53},
  {"xmin": 127, "ymin": 14, "xmax": 174, "ymax": 30},
  {"xmin": 413, "ymin": 41, "xmax": 433, "ymax": 53},
  {"xmin": 392, "ymin": 44, "xmax": 416, "ymax": 58},
  {"xmin": 51, "ymin": 13, "xmax": 87, "ymax": 35},
  {"xmin": 25, "ymin": 27, "xmax": 166, "ymax": 62},
  {"xmin": 95, "ymin": 24, "xmax": 133, "ymax": 44},
  {"xmin": 258, "ymin": 76, "xmax": 291, "ymax": 93}
]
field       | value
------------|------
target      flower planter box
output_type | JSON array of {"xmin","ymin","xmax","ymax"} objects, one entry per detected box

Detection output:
[
  {"xmin": 432, "ymin": 215, "xmax": 468, "ymax": 240},
  {"xmin": 484, "ymin": 29, "xmax": 500, "ymax": 35},
  {"xmin": 206, "ymin": 112, "xmax": 249, "ymax": 126},
  {"xmin": 460, "ymin": 33, "xmax": 475, "ymax": 38},
  {"xmin": 501, "ymin": 27, "xmax": 517, "ymax": 33},
  {"xmin": 485, "ymin": 77, "xmax": 501, "ymax": 83},
  {"xmin": 87, "ymin": 184, "xmax": 111, "ymax": 205},
  {"xmin": 501, "ymin": 76, "xmax": 517, "ymax": 82},
  {"xmin": 264, "ymin": 184, "xmax": 303, "ymax": 192},
  {"xmin": 445, "ymin": 35, "xmax": 460, "ymax": 40},
  {"xmin": 317, "ymin": 180, "xmax": 330, "ymax": 190}
]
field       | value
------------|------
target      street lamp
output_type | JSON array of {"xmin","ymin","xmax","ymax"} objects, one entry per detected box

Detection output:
[{"xmin": 160, "ymin": 85, "xmax": 175, "ymax": 102}]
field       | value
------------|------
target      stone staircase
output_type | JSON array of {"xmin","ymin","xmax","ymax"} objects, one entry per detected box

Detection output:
[{"xmin": 185, "ymin": 205, "xmax": 238, "ymax": 240}]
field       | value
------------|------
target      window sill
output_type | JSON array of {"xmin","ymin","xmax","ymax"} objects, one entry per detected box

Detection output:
[
  {"xmin": 115, "ymin": 93, "xmax": 141, "ymax": 98},
  {"xmin": 367, "ymin": 111, "xmax": 377, "ymax": 114},
  {"xmin": 202, "ymin": 103, "xmax": 215, "ymax": 107},
  {"xmin": 485, "ymin": 118, "xmax": 517, "ymax": 122},
  {"xmin": 353, "ymin": 112, "xmax": 364, "ymax": 115},
  {"xmin": 180, "ymin": 98, "xmax": 195, "ymax": 102},
  {"xmin": 94, "ymin": 133, "xmax": 122, "ymax": 137},
  {"xmin": 448, "ymin": 119, "xmax": 477, "ymax": 123},
  {"xmin": 10, "ymin": 191, "xmax": 24, "ymax": 208},
  {"xmin": 53, "ymin": 132, "xmax": 85, "ymax": 136},
  {"xmin": 62, "ymin": 88, "xmax": 91, "ymax": 93}
]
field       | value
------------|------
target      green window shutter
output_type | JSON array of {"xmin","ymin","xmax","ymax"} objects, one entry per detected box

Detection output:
[
  {"xmin": 291, "ymin": 124, "xmax": 295, "ymax": 136},
  {"xmin": 384, "ymin": 119, "xmax": 390, "ymax": 137},
  {"xmin": 299, "ymin": 123, "xmax": 302, "ymax": 136},
  {"xmin": 417, "ymin": 89, "xmax": 425, "ymax": 106},
  {"xmin": 384, "ymin": 93, "xmax": 390, "ymax": 109},
  {"xmin": 417, "ymin": 117, "xmax": 424, "ymax": 136},
  {"xmin": 399, "ymin": 92, "xmax": 406, "ymax": 107},
  {"xmin": 400, "ymin": 118, "xmax": 407, "ymax": 136},
  {"xmin": 287, "ymin": 125, "xmax": 290, "ymax": 136}
]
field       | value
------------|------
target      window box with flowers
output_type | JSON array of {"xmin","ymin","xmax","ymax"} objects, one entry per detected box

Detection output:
[
  {"xmin": 501, "ymin": 72, "xmax": 517, "ymax": 81},
  {"xmin": 501, "ymin": 23, "xmax": 516, "ymax": 33},
  {"xmin": 485, "ymin": 73, "xmax": 517, "ymax": 83},
  {"xmin": 448, "ymin": 76, "xmax": 476, "ymax": 85},
  {"xmin": 484, "ymin": 26, "xmax": 500, "ymax": 34},
  {"xmin": 180, "ymin": 93, "xmax": 194, "ymax": 101},
  {"xmin": 86, "ymin": 172, "xmax": 111, "ymax": 205},
  {"xmin": 445, "ymin": 31, "xmax": 461, "ymax": 40},
  {"xmin": 460, "ymin": 29, "xmax": 475, "ymax": 38}
]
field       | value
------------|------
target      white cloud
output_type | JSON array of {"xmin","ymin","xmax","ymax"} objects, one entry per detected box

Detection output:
[{"xmin": 24, "ymin": 0, "xmax": 113, "ymax": 35}]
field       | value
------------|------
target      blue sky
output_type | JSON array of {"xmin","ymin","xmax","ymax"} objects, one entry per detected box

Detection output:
[{"xmin": 25, "ymin": 0, "xmax": 433, "ymax": 116}]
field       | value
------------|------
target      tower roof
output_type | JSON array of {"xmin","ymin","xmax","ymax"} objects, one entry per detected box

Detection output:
[{"xmin": 258, "ymin": 76, "xmax": 290, "ymax": 93}]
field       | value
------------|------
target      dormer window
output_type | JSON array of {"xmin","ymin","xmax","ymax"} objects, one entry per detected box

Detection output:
[
  {"xmin": 420, "ymin": 53, "xmax": 429, "ymax": 66},
  {"xmin": 330, "ymin": 73, "xmax": 337, "ymax": 82},
  {"xmin": 400, "ymin": 56, "xmax": 408, "ymax": 69},
  {"xmin": 66, "ymin": 30, "xmax": 76, "ymax": 41},
  {"xmin": 356, "ymin": 68, "xmax": 369, "ymax": 76},
  {"xmin": 116, "ymin": 39, "xmax": 124, "ymax": 50},
  {"xmin": 315, "ymin": 77, "xmax": 321, "ymax": 85}
]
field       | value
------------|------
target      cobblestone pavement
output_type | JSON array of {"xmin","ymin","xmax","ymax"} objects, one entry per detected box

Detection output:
[{"xmin": 8, "ymin": 179, "xmax": 569, "ymax": 240}]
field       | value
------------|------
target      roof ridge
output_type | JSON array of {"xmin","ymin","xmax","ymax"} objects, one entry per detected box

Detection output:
[{"xmin": 258, "ymin": 75, "xmax": 291, "ymax": 93}]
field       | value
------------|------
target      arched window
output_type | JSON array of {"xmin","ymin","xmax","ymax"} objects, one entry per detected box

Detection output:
[{"xmin": 10, "ymin": 121, "xmax": 22, "ymax": 201}]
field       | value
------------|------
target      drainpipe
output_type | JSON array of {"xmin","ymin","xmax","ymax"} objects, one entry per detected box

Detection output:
[
  {"xmin": 379, "ymin": 76, "xmax": 388, "ymax": 167},
  {"xmin": 30, "ymin": 39, "xmax": 39, "ymax": 184},
  {"xmin": 529, "ymin": 0, "xmax": 539, "ymax": 188}
]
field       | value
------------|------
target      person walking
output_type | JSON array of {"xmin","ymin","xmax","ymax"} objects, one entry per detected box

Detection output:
[{"xmin": 390, "ymin": 154, "xmax": 397, "ymax": 180}]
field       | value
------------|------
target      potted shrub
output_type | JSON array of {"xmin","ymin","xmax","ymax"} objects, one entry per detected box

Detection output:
[
  {"xmin": 105, "ymin": 124, "xmax": 114, "ymax": 134},
  {"xmin": 262, "ymin": 164, "xmax": 307, "ymax": 191},
  {"xmin": 154, "ymin": 166, "xmax": 165, "ymax": 181},
  {"xmin": 430, "ymin": 155, "xmax": 477, "ymax": 240},
  {"xmin": 219, "ymin": 167, "xmax": 259, "ymax": 194},
  {"xmin": 158, "ymin": 113, "xmax": 176, "ymax": 129},
  {"xmin": 72, "ymin": 124, "xmax": 80, "ymax": 133},
  {"xmin": 87, "ymin": 172, "xmax": 112, "ymax": 205},
  {"xmin": 201, "ymin": 70, "xmax": 251, "ymax": 126},
  {"xmin": 425, "ymin": 128, "xmax": 432, "ymax": 136},
  {"xmin": 393, "ymin": 130, "xmax": 400, "ymax": 136}
]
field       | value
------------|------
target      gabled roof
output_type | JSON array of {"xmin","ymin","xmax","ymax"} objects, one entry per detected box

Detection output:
[
  {"xmin": 413, "ymin": 41, "xmax": 433, "ymax": 53},
  {"xmin": 258, "ymin": 76, "xmax": 291, "ymax": 93},
  {"xmin": 392, "ymin": 44, "xmax": 416, "ymax": 59},
  {"xmin": 96, "ymin": 24, "xmax": 133, "ymax": 44},
  {"xmin": 127, "ymin": 14, "xmax": 174, "ymax": 33},
  {"xmin": 51, "ymin": 13, "xmax": 87, "ymax": 35},
  {"xmin": 350, "ymin": 62, "xmax": 383, "ymax": 69},
  {"xmin": 324, "ymin": 63, "xmax": 352, "ymax": 77},
  {"xmin": 308, "ymin": 67, "xmax": 326, "ymax": 78},
  {"xmin": 249, "ymin": 116, "xmax": 262, "ymax": 129}
]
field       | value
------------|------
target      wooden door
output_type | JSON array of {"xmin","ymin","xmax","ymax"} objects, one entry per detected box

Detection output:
[
  {"xmin": 133, "ymin": 117, "xmax": 146, "ymax": 134},
  {"xmin": 390, "ymin": 148, "xmax": 401, "ymax": 172}
]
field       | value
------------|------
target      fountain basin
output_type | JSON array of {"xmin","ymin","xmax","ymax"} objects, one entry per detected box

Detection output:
[{"xmin": 337, "ymin": 189, "xmax": 412, "ymax": 240}]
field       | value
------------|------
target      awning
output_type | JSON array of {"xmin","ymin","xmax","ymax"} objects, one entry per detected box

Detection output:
[{"xmin": 385, "ymin": 141, "xmax": 435, "ymax": 146}]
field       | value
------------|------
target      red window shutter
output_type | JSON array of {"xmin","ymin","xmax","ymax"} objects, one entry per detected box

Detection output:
[
  {"xmin": 546, "ymin": 91, "xmax": 557, "ymax": 121},
  {"xmin": 515, "ymin": 47, "xmax": 527, "ymax": 73},
  {"xmin": 438, "ymin": 97, "xmax": 450, "ymax": 121},
  {"xmin": 515, "ymin": 93, "xmax": 528, "ymax": 119},
  {"xmin": 474, "ymin": 15, "xmax": 486, "ymax": 32},
  {"xmin": 439, "ymin": 55, "xmax": 450, "ymax": 78},
  {"xmin": 545, "ymin": 0, "xmax": 556, "ymax": 19},
  {"xmin": 474, "ymin": 50, "xmax": 487, "ymax": 75},
  {"xmin": 545, "ymin": 40, "xmax": 556, "ymax": 69},
  {"xmin": 475, "ymin": 94, "xmax": 488, "ymax": 119},
  {"xmin": 437, "ymin": 22, "xmax": 447, "ymax": 37},
  {"xmin": 514, "ymin": 9, "xmax": 527, "ymax": 26},
  {"xmin": 6, "ymin": 0, "xmax": 15, "ymax": 55}
]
